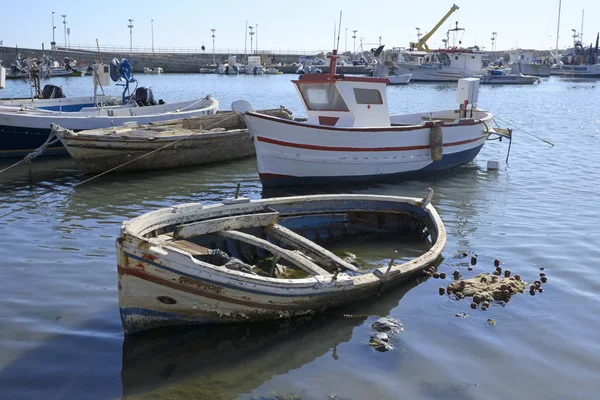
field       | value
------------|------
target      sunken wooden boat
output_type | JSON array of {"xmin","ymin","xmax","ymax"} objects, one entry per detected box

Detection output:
[
  {"xmin": 52, "ymin": 107, "xmax": 294, "ymax": 174},
  {"xmin": 117, "ymin": 191, "xmax": 446, "ymax": 334}
]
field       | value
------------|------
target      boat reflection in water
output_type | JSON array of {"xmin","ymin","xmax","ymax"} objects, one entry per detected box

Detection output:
[{"xmin": 121, "ymin": 281, "xmax": 417, "ymax": 399}]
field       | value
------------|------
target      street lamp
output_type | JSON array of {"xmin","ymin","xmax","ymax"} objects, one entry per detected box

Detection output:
[
  {"xmin": 61, "ymin": 14, "xmax": 67, "ymax": 49},
  {"xmin": 151, "ymin": 20, "xmax": 154, "ymax": 53},
  {"xmin": 352, "ymin": 29, "xmax": 357, "ymax": 55},
  {"xmin": 249, "ymin": 26, "xmax": 254, "ymax": 54},
  {"xmin": 211, "ymin": 28, "xmax": 216, "ymax": 64},
  {"xmin": 255, "ymin": 24, "xmax": 258, "ymax": 54},
  {"xmin": 128, "ymin": 19, "xmax": 134, "ymax": 55},
  {"xmin": 491, "ymin": 32, "xmax": 497, "ymax": 59},
  {"xmin": 51, "ymin": 12, "xmax": 56, "ymax": 49},
  {"xmin": 67, "ymin": 27, "xmax": 70, "ymax": 49}
]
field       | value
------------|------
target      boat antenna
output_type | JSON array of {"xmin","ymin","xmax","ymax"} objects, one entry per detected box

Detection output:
[{"xmin": 336, "ymin": 10, "xmax": 343, "ymax": 51}]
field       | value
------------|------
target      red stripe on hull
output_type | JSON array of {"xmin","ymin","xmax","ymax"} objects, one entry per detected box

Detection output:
[{"xmin": 256, "ymin": 135, "xmax": 484, "ymax": 152}]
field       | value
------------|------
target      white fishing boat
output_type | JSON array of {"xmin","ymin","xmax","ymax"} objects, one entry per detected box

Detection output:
[
  {"xmin": 396, "ymin": 47, "xmax": 486, "ymax": 82},
  {"xmin": 558, "ymin": 34, "xmax": 600, "ymax": 78},
  {"xmin": 217, "ymin": 56, "xmax": 240, "ymax": 75},
  {"xmin": 508, "ymin": 50, "xmax": 551, "ymax": 77},
  {"xmin": 0, "ymin": 59, "xmax": 219, "ymax": 158},
  {"xmin": 143, "ymin": 67, "xmax": 163, "ymax": 74},
  {"xmin": 53, "ymin": 107, "xmax": 295, "ymax": 173},
  {"xmin": 117, "ymin": 191, "xmax": 446, "ymax": 334},
  {"xmin": 241, "ymin": 50, "xmax": 508, "ymax": 188},
  {"xmin": 245, "ymin": 56, "xmax": 266, "ymax": 75}
]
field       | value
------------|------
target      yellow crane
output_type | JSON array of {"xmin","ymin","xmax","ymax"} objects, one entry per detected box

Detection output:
[{"xmin": 410, "ymin": 4, "xmax": 460, "ymax": 52}]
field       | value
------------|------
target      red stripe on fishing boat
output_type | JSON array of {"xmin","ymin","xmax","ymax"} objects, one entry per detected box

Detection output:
[{"xmin": 256, "ymin": 136, "xmax": 483, "ymax": 152}]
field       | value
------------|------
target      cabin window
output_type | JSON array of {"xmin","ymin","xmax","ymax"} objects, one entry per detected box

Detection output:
[
  {"xmin": 455, "ymin": 56, "xmax": 459, "ymax": 60},
  {"xmin": 353, "ymin": 88, "xmax": 383, "ymax": 105},
  {"xmin": 297, "ymin": 83, "xmax": 349, "ymax": 111}
]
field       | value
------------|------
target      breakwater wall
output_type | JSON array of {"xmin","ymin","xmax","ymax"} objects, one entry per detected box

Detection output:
[{"xmin": 0, "ymin": 46, "xmax": 314, "ymax": 73}]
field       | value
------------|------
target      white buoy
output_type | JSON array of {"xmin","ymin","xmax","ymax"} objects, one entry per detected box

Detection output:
[{"xmin": 487, "ymin": 160, "xmax": 500, "ymax": 170}]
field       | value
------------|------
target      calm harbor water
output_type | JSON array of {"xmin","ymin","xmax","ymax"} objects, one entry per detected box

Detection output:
[{"xmin": 1, "ymin": 73, "xmax": 599, "ymax": 400}]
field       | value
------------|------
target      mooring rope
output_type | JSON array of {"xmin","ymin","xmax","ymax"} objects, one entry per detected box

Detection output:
[
  {"xmin": 493, "ymin": 114, "xmax": 555, "ymax": 147},
  {"xmin": 0, "ymin": 112, "xmax": 242, "ymax": 221}
]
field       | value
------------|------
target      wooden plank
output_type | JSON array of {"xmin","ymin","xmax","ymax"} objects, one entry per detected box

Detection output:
[
  {"xmin": 217, "ymin": 229, "xmax": 330, "ymax": 276},
  {"xmin": 264, "ymin": 224, "xmax": 360, "ymax": 273},
  {"xmin": 174, "ymin": 211, "xmax": 279, "ymax": 239},
  {"xmin": 166, "ymin": 240, "xmax": 210, "ymax": 256}
]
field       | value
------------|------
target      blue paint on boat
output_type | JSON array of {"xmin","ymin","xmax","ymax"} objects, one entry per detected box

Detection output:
[
  {"xmin": 37, "ymin": 103, "xmax": 97, "ymax": 112},
  {"xmin": 260, "ymin": 144, "xmax": 484, "ymax": 188}
]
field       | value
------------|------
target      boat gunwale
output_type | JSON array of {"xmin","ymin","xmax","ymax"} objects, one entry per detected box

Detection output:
[
  {"xmin": 245, "ymin": 109, "xmax": 493, "ymax": 132},
  {"xmin": 118, "ymin": 194, "xmax": 446, "ymax": 287}
]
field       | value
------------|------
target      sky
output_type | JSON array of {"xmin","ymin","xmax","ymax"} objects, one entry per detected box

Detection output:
[{"xmin": 0, "ymin": 0, "xmax": 597, "ymax": 54}]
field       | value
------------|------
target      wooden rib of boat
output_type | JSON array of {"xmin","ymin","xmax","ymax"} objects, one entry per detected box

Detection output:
[
  {"xmin": 53, "ymin": 107, "xmax": 295, "ymax": 174},
  {"xmin": 117, "ymin": 191, "xmax": 446, "ymax": 334}
]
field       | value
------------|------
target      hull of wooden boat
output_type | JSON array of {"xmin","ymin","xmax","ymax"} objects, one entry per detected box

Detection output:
[
  {"xmin": 0, "ymin": 97, "xmax": 218, "ymax": 158},
  {"xmin": 117, "ymin": 195, "xmax": 446, "ymax": 334},
  {"xmin": 58, "ymin": 128, "xmax": 255, "ymax": 173},
  {"xmin": 245, "ymin": 110, "xmax": 492, "ymax": 187}
]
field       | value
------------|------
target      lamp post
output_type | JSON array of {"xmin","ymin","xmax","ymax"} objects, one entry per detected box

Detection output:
[
  {"xmin": 249, "ymin": 26, "xmax": 254, "ymax": 54},
  {"xmin": 379, "ymin": 36, "xmax": 382, "ymax": 46},
  {"xmin": 67, "ymin": 27, "xmax": 70, "ymax": 49},
  {"xmin": 255, "ymin": 24, "xmax": 258, "ymax": 54},
  {"xmin": 61, "ymin": 14, "xmax": 67, "ymax": 49},
  {"xmin": 151, "ymin": 20, "xmax": 154, "ymax": 53},
  {"xmin": 127, "ymin": 19, "xmax": 134, "ymax": 55},
  {"xmin": 51, "ymin": 12, "xmax": 56, "ymax": 49},
  {"xmin": 491, "ymin": 32, "xmax": 497, "ymax": 59},
  {"xmin": 352, "ymin": 30, "xmax": 357, "ymax": 55},
  {"xmin": 211, "ymin": 28, "xmax": 216, "ymax": 64}
]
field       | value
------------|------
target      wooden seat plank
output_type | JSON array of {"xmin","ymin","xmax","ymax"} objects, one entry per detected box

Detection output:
[
  {"xmin": 265, "ymin": 224, "xmax": 360, "ymax": 273},
  {"xmin": 217, "ymin": 229, "xmax": 330, "ymax": 276}
]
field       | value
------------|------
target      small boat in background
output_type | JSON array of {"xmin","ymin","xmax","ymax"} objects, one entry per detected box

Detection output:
[
  {"xmin": 143, "ymin": 67, "xmax": 163, "ymax": 74},
  {"xmin": 117, "ymin": 191, "xmax": 446, "ymax": 334},
  {"xmin": 245, "ymin": 56, "xmax": 266, "ymax": 75},
  {"xmin": 477, "ymin": 68, "xmax": 540, "ymax": 85},
  {"xmin": 54, "ymin": 106, "xmax": 296, "ymax": 174}
]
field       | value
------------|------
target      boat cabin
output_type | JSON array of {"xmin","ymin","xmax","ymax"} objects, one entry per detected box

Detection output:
[
  {"xmin": 292, "ymin": 50, "xmax": 390, "ymax": 128},
  {"xmin": 423, "ymin": 49, "xmax": 485, "ymax": 73}
]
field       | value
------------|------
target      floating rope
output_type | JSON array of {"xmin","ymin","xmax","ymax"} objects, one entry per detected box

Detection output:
[{"xmin": 493, "ymin": 115, "xmax": 555, "ymax": 147}]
